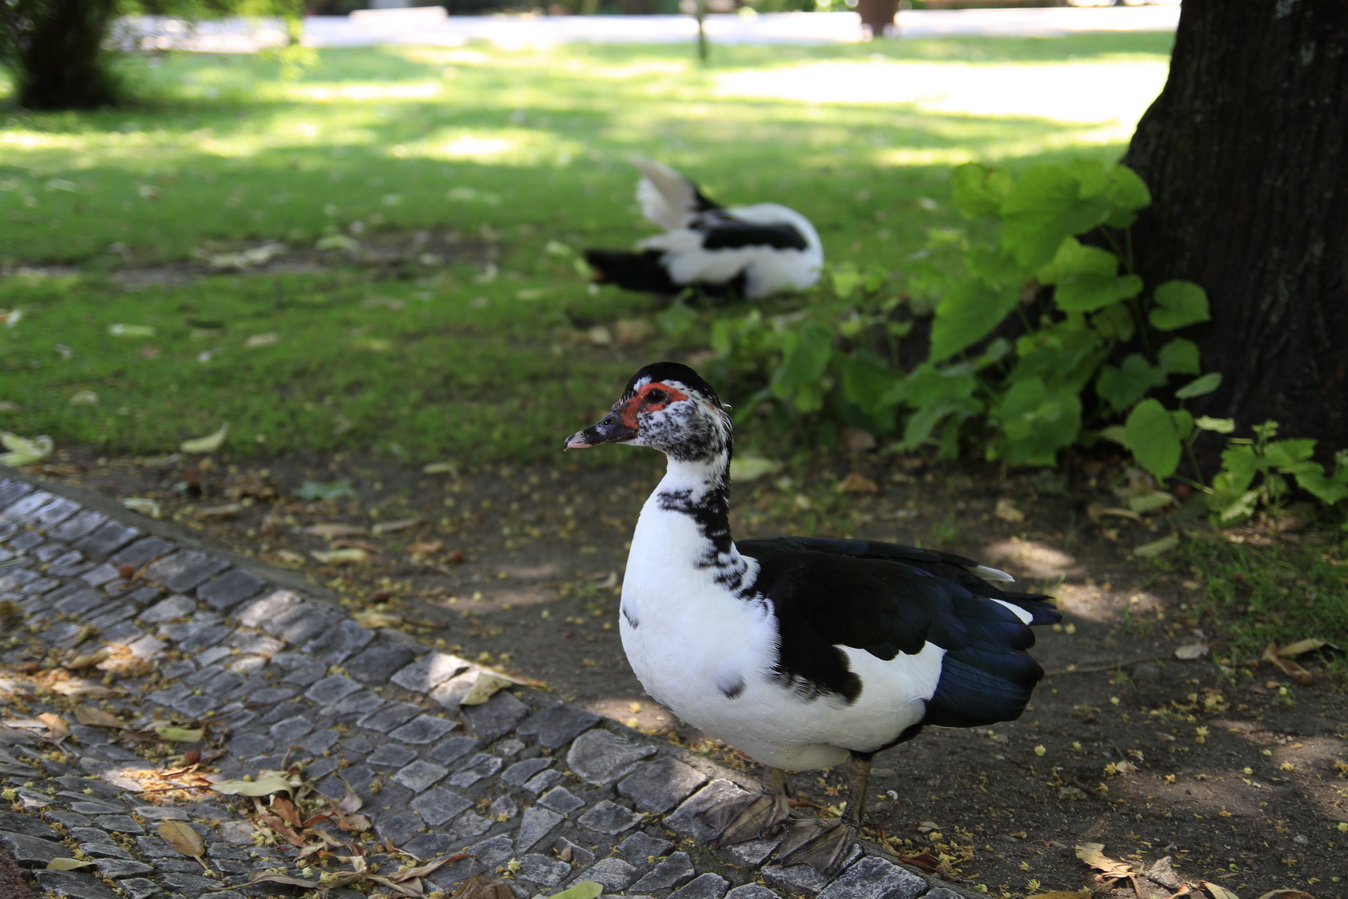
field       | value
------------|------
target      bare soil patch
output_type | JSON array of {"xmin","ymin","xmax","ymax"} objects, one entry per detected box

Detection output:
[{"xmin": 31, "ymin": 447, "xmax": 1347, "ymax": 898}]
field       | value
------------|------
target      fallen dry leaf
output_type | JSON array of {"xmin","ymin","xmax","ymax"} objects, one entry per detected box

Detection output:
[
  {"xmin": 994, "ymin": 497, "xmax": 1025, "ymax": 522},
  {"xmin": 1276, "ymin": 638, "xmax": 1334, "ymax": 657},
  {"xmin": 460, "ymin": 673, "xmax": 514, "ymax": 707},
  {"xmin": 1174, "ymin": 643, "xmax": 1211, "ymax": 660},
  {"xmin": 74, "ymin": 705, "xmax": 127, "ymax": 729},
  {"xmin": 837, "ymin": 471, "xmax": 879, "ymax": 495},
  {"xmin": 1262, "ymin": 642, "xmax": 1315, "ymax": 685},
  {"xmin": 1075, "ymin": 842, "xmax": 1136, "ymax": 879},
  {"xmin": 37, "ymin": 712, "xmax": 70, "ymax": 744},
  {"xmin": 304, "ymin": 522, "xmax": 367, "ymax": 538},
  {"xmin": 1203, "ymin": 883, "xmax": 1241, "ymax": 899},
  {"xmin": 1256, "ymin": 891, "xmax": 1315, "ymax": 899},
  {"xmin": 45, "ymin": 858, "xmax": 96, "ymax": 871},
  {"xmin": 158, "ymin": 820, "xmax": 209, "ymax": 871},
  {"xmin": 452, "ymin": 875, "xmax": 515, "ymax": 899},
  {"xmin": 372, "ymin": 517, "xmax": 421, "ymax": 535}
]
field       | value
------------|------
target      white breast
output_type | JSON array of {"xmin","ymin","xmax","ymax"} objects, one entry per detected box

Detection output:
[{"xmin": 619, "ymin": 498, "xmax": 944, "ymax": 772}]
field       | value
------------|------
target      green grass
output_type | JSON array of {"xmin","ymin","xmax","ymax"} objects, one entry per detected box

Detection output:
[
  {"xmin": 0, "ymin": 32, "xmax": 1175, "ymax": 464},
  {"xmin": 1177, "ymin": 536, "xmax": 1348, "ymax": 674}
]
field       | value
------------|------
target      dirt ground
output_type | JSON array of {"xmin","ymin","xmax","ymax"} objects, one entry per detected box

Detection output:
[{"xmin": 30, "ymin": 444, "xmax": 1348, "ymax": 899}]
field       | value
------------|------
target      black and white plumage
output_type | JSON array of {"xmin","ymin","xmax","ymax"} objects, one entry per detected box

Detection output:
[
  {"xmin": 583, "ymin": 159, "xmax": 824, "ymax": 300},
  {"xmin": 564, "ymin": 362, "xmax": 1059, "ymax": 871}
]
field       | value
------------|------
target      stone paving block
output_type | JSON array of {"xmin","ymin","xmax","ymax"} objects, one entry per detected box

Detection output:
[
  {"xmin": 302, "ymin": 616, "xmax": 374, "ymax": 663},
  {"xmin": 391, "ymin": 650, "xmax": 472, "ymax": 693},
  {"xmin": 631, "ymin": 850, "xmax": 697, "ymax": 893},
  {"xmin": 567, "ymin": 728, "xmax": 657, "ymax": 785},
  {"xmin": 0, "ymin": 829, "xmax": 66, "ymax": 864},
  {"xmin": 392, "ymin": 759, "xmax": 448, "ymax": 792},
  {"xmin": 2, "ymin": 489, "xmax": 59, "ymax": 522},
  {"xmin": 34, "ymin": 869, "xmax": 123, "ymax": 899},
  {"xmin": 145, "ymin": 549, "xmax": 230, "ymax": 593},
  {"xmin": 6, "ymin": 529, "xmax": 44, "ymax": 551},
  {"xmin": 305, "ymin": 673, "xmax": 362, "ymax": 705},
  {"xmin": 762, "ymin": 861, "xmax": 833, "ymax": 897},
  {"xmin": 427, "ymin": 735, "xmax": 479, "ymax": 766},
  {"xmin": 619, "ymin": 756, "xmax": 708, "ymax": 814},
  {"xmin": 671, "ymin": 873, "xmax": 731, "ymax": 899},
  {"xmin": 389, "ymin": 713, "xmax": 458, "ymax": 745},
  {"xmin": 517, "ymin": 701, "xmax": 602, "ymax": 749},
  {"xmin": 817, "ymin": 856, "xmax": 929, "ymax": 899},
  {"xmin": 79, "ymin": 561, "xmax": 121, "ymax": 587},
  {"xmin": 446, "ymin": 753, "xmax": 503, "ymax": 788},
  {"xmin": 374, "ymin": 809, "xmax": 426, "ymax": 846},
  {"xmin": 140, "ymin": 594, "xmax": 197, "ymax": 624},
  {"xmin": 581, "ymin": 856, "xmax": 638, "ymax": 892},
  {"xmin": 72, "ymin": 519, "xmax": 142, "ymax": 560},
  {"xmin": 516, "ymin": 806, "xmax": 563, "ymax": 852},
  {"xmin": 0, "ymin": 812, "xmax": 61, "ymax": 838},
  {"xmin": 538, "ymin": 785, "xmax": 585, "ymax": 815},
  {"xmin": 343, "ymin": 640, "xmax": 418, "ymax": 682},
  {"xmin": 409, "ymin": 787, "xmax": 472, "ymax": 826},
  {"xmin": 516, "ymin": 852, "xmax": 571, "ymax": 890},
  {"xmin": 31, "ymin": 495, "xmax": 82, "ymax": 530},
  {"xmin": 618, "ymin": 831, "xmax": 674, "ymax": 865},
  {"xmin": 725, "ymin": 884, "xmax": 783, "ymax": 899},
  {"xmin": 0, "ymin": 477, "xmax": 34, "ymax": 507},
  {"xmin": 502, "ymin": 757, "xmax": 552, "ymax": 788},
  {"xmin": 330, "ymin": 689, "xmax": 384, "ymax": 720},
  {"xmin": 357, "ymin": 700, "xmax": 422, "ymax": 733},
  {"xmin": 110, "ymin": 536, "xmax": 177, "ymax": 568},
  {"xmin": 577, "ymin": 800, "xmax": 645, "ymax": 836},
  {"xmin": 48, "ymin": 508, "xmax": 108, "ymax": 542},
  {"xmin": 368, "ymin": 744, "xmax": 418, "ymax": 768},
  {"xmin": 234, "ymin": 589, "xmax": 303, "ymax": 629},
  {"xmin": 198, "ymin": 567, "xmax": 269, "ymax": 610}
]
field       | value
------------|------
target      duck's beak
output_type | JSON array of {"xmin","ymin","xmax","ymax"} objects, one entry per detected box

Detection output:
[{"xmin": 564, "ymin": 408, "xmax": 638, "ymax": 450}]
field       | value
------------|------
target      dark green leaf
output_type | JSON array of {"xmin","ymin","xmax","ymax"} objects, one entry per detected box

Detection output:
[
  {"xmin": 1001, "ymin": 164, "xmax": 1115, "ymax": 269},
  {"xmin": 1124, "ymin": 398, "xmax": 1182, "ymax": 479},
  {"xmin": 930, "ymin": 281, "xmax": 1019, "ymax": 363},
  {"xmin": 1149, "ymin": 280, "xmax": 1210, "ymax": 330},
  {"xmin": 1158, "ymin": 338, "xmax": 1201, "ymax": 375},
  {"xmin": 1096, "ymin": 353, "xmax": 1168, "ymax": 413},
  {"xmin": 950, "ymin": 163, "xmax": 1012, "ymax": 220},
  {"xmin": 993, "ymin": 376, "xmax": 1082, "ymax": 465},
  {"xmin": 1174, "ymin": 372, "xmax": 1221, "ymax": 399}
]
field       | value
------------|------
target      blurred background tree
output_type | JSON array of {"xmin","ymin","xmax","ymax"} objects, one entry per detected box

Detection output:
[{"xmin": 0, "ymin": 0, "xmax": 301, "ymax": 109}]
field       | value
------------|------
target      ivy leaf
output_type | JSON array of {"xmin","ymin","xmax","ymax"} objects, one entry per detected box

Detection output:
[
  {"xmin": 1157, "ymin": 338, "xmax": 1201, "ymax": 375},
  {"xmin": 1149, "ymin": 280, "xmax": 1210, "ymax": 330},
  {"xmin": 1104, "ymin": 164, "xmax": 1152, "ymax": 228},
  {"xmin": 1174, "ymin": 372, "xmax": 1222, "ymax": 399},
  {"xmin": 1124, "ymin": 398, "xmax": 1183, "ymax": 479},
  {"xmin": 930, "ymin": 281, "xmax": 1019, "ymax": 363},
  {"xmin": 771, "ymin": 325, "xmax": 833, "ymax": 413},
  {"xmin": 993, "ymin": 376, "xmax": 1082, "ymax": 465},
  {"xmin": 1096, "ymin": 354, "xmax": 1168, "ymax": 414},
  {"xmin": 1001, "ymin": 164, "xmax": 1115, "ymax": 269},
  {"xmin": 950, "ymin": 163, "xmax": 1012, "ymax": 219}
]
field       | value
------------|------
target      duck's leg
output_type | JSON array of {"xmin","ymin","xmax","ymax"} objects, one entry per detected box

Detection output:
[
  {"xmin": 706, "ymin": 766, "xmax": 793, "ymax": 848},
  {"xmin": 776, "ymin": 752, "xmax": 871, "ymax": 872}
]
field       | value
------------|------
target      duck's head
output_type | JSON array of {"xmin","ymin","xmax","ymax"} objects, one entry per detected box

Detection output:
[{"xmin": 564, "ymin": 361, "xmax": 732, "ymax": 462}]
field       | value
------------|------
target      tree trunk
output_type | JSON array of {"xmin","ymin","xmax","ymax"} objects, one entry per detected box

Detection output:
[
  {"xmin": 8, "ymin": 0, "xmax": 123, "ymax": 110},
  {"xmin": 1121, "ymin": 0, "xmax": 1348, "ymax": 452}
]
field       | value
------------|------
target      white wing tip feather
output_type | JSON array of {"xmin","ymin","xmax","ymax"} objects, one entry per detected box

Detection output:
[{"xmin": 972, "ymin": 564, "xmax": 1016, "ymax": 583}]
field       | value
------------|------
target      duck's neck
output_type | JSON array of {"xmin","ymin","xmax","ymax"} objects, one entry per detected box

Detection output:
[{"xmin": 641, "ymin": 448, "xmax": 751, "ymax": 592}]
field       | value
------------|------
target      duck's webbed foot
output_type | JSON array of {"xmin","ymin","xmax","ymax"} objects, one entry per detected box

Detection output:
[
  {"xmin": 705, "ymin": 768, "xmax": 792, "ymax": 848},
  {"xmin": 775, "ymin": 817, "xmax": 856, "ymax": 873}
]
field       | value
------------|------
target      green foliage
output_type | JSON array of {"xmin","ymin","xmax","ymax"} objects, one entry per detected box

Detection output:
[
  {"xmin": 1208, "ymin": 422, "xmax": 1348, "ymax": 527},
  {"xmin": 702, "ymin": 158, "xmax": 1348, "ymax": 528}
]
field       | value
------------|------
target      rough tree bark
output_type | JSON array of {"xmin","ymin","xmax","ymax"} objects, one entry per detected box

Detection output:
[{"xmin": 1121, "ymin": 0, "xmax": 1348, "ymax": 452}]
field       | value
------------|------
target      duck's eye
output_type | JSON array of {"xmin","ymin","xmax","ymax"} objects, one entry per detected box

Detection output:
[{"xmin": 645, "ymin": 388, "xmax": 667, "ymax": 404}]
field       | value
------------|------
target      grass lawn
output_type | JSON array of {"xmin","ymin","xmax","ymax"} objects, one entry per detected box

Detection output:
[{"xmin": 0, "ymin": 32, "xmax": 1175, "ymax": 465}]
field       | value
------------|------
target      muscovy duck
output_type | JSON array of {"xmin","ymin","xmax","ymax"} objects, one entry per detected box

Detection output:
[
  {"xmin": 583, "ymin": 159, "xmax": 824, "ymax": 300},
  {"xmin": 564, "ymin": 361, "xmax": 1060, "ymax": 872}
]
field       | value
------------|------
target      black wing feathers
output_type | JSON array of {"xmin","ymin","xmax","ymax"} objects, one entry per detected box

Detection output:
[
  {"xmin": 740, "ymin": 536, "xmax": 1060, "ymax": 728},
  {"xmin": 698, "ymin": 212, "xmax": 809, "ymax": 251}
]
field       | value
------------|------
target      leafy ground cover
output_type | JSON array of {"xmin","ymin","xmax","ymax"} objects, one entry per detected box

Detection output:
[{"xmin": 5, "ymin": 32, "xmax": 1346, "ymax": 899}]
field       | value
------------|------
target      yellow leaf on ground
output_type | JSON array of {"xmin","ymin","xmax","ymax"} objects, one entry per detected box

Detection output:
[
  {"xmin": 1203, "ymin": 882, "xmax": 1242, "ymax": 899},
  {"xmin": 37, "ymin": 712, "xmax": 70, "ymax": 743},
  {"xmin": 460, "ymin": 673, "xmax": 514, "ymax": 707},
  {"xmin": 74, "ymin": 706, "xmax": 127, "ymax": 729},
  {"xmin": 1074, "ymin": 842, "xmax": 1135, "ymax": 878},
  {"xmin": 994, "ymin": 497, "xmax": 1025, "ymax": 522},
  {"xmin": 158, "ymin": 820, "xmax": 206, "ymax": 862},
  {"xmin": 46, "ymin": 858, "xmax": 96, "ymax": 871},
  {"xmin": 210, "ymin": 771, "xmax": 297, "ymax": 797},
  {"xmin": 180, "ymin": 423, "xmax": 229, "ymax": 454},
  {"xmin": 311, "ymin": 548, "xmax": 369, "ymax": 565}
]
